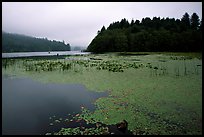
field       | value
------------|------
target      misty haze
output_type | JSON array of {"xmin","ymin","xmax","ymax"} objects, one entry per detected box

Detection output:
[{"xmin": 2, "ymin": 2, "xmax": 202, "ymax": 135}]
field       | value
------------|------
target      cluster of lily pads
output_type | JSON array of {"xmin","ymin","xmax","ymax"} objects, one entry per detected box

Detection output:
[
  {"xmin": 96, "ymin": 61, "xmax": 125, "ymax": 72},
  {"xmin": 2, "ymin": 56, "xmax": 171, "ymax": 75},
  {"xmin": 45, "ymin": 107, "xmax": 112, "ymax": 135},
  {"xmin": 23, "ymin": 60, "xmax": 72, "ymax": 71},
  {"xmin": 3, "ymin": 56, "xmax": 197, "ymax": 78},
  {"xmin": 169, "ymin": 56, "xmax": 193, "ymax": 60},
  {"xmin": 16, "ymin": 58, "xmax": 151, "ymax": 73},
  {"xmin": 94, "ymin": 60, "xmax": 153, "ymax": 72},
  {"xmin": 2, "ymin": 59, "xmax": 16, "ymax": 69},
  {"xmin": 51, "ymin": 125, "xmax": 110, "ymax": 135}
]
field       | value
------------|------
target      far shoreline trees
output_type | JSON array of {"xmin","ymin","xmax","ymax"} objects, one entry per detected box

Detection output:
[
  {"xmin": 87, "ymin": 12, "xmax": 202, "ymax": 53},
  {"xmin": 2, "ymin": 32, "xmax": 71, "ymax": 52}
]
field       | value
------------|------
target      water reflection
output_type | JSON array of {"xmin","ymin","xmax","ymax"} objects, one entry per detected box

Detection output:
[{"xmin": 2, "ymin": 75, "xmax": 108, "ymax": 135}]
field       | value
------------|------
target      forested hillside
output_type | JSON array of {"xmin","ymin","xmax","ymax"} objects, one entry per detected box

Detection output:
[
  {"xmin": 2, "ymin": 32, "xmax": 71, "ymax": 52},
  {"xmin": 87, "ymin": 12, "xmax": 202, "ymax": 53}
]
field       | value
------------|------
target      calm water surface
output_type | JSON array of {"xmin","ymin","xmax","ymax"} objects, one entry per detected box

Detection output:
[
  {"xmin": 2, "ymin": 75, "xmax": 108, "ymax": 135},
  {"xmin": 2, "ymin": 51, "xmax": 90, "ymax": 58}
]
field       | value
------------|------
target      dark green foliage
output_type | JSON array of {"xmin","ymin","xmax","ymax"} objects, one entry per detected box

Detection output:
[
  {"xmin": 101, "ymin": 26, "xmax": 106, "ymax": 32},
  {"xmin": 2, "ymin": 32, "xmax": 71, "ymax": 52},
  {"xmin": 87, "ymin": 12, "xmax": 202, "ymax": 53},
  {"xmin": 190, "ymin": 13, "xmax": 200, "ymax": 30},
  {"xmin": 181, "ymin": 12, "xmax": 190, "ymax": 31},
  {"xmin": 199, "ymin": 19, "xmax": 202, "ymax": 31}
]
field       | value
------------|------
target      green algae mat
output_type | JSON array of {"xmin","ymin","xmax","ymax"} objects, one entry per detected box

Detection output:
[{"xmin": 2, "ymin": 52, "xmax": 202, "ymax": 135}]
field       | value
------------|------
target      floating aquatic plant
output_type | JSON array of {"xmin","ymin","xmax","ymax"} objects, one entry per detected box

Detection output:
[{"xmin": 2, "ymin": 53, "xmax": 202, "ymax": 135}]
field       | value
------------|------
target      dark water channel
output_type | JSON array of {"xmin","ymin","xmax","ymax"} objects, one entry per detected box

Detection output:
[{"xmin": 2, "ymin": 75, "xmax": 108, "ymax": 135}]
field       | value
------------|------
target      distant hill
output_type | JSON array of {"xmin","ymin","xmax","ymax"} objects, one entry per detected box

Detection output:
[
  {"xmin": 87, "ymin": 12, "xmax": 202, "ymax": 53},
  {"xmin": 70, "ymin": 46, "xmax": 86, "ymax": 51},
  {"xmin": 2, "ymin": 32, "xmax": 71, "ymax": 53}
]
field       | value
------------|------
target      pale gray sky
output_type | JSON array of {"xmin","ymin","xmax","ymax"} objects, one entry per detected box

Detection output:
[{"xmin": 2, "ymin": 2, "xmax": 202, "ymax": 48}]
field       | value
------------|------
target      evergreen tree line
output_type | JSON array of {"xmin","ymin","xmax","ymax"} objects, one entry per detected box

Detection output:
[
  {"xmin": 87, "ymin": 12, "xmax": 202, "ymax": 53},
  {"xmin": 2, "ymin": 32, "xmax": 71, "ymax": 52}
]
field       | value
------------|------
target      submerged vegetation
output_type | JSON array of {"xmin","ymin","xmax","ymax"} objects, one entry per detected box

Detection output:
[{"xmin": 2, "ymin": 52, "xmax": 202, "ymax": 135}]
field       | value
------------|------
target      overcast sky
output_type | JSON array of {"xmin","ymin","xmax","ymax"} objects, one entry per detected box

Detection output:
[{"xmin": 2, "ymin": 2, "xmax": 202, "ymax": 48}]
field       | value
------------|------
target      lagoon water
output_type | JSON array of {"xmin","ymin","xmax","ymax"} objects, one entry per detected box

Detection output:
[
  {"xmin": 2, "ymin": 51, "xmax": 90, "ymax": 58},
  {"xmin": 2, "ymin": 75, "xmax": 107, "ymax": 135}
]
